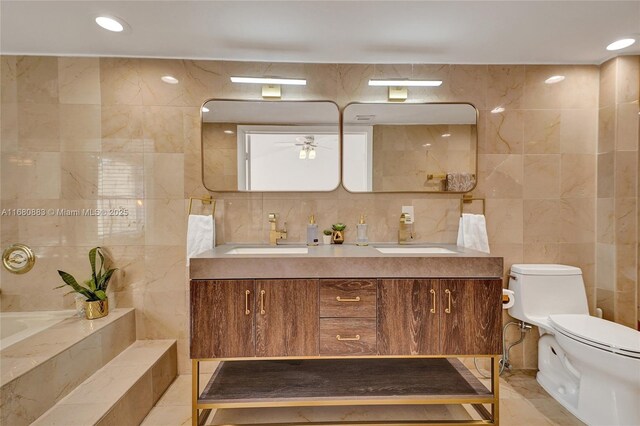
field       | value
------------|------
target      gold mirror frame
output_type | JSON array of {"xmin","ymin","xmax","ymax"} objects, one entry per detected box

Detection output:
[
  {"xmin": 340, "ymin": 101, "xmax": 479, "ymax": 194},
  {"xmin": 2, "ymin": 243, "xmax": 36, "ymax": 274}
]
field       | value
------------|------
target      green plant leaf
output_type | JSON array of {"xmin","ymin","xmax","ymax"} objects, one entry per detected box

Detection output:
[
  {"xmin": 97, "ymin": 249, "xmax": 105, "ymax": 282},
  {"xmin": 85, "ymin": 278, "xmax": 96, "ymax": 292},
  {"xmin": 57, "ymin": 270, "xmax": 93, "ymax": 299},
  {"xmin": 89, "ymin": 247, "xmax": 98, "ymax": 286},
  {"xmin": 97, "ymin": 268, "xmax": 117, "ymax": 292},
  {"xmin": 94, "ymin": 290, "xmax": 107, "ymax": 300}
]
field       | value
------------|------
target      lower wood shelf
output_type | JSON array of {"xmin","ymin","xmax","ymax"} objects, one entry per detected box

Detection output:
[{"xmin": 198, "ymin": 358, "xmax": 493, "ymax": 409}]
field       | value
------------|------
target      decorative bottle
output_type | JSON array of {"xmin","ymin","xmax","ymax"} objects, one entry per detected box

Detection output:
[
  {"xmin": 356, "ymin": 214, "xmax": 369, "ymax": 246},
  {"xmin": 306, "ymin": 215, "xmax": 319, "ymax": 246}
]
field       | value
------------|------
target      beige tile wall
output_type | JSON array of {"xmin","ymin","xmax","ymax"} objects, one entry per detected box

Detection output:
[
  {"xmin": 1, "ymin": 57, "xmax": 602, "ymax": 372},
  {"xmin": 371, "ymin": 124, "xmax": 475, "ymax": 191},
  {"xmin": 596, "ymin": 55, "xmax": 639, "ymax": 328}
]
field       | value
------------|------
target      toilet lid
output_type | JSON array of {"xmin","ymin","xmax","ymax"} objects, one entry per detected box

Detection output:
[{"xmin": 550, "ymin": 314, "xmax": 640, "ymax": 355}]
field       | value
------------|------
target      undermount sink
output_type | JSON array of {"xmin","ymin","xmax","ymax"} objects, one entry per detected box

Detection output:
[
  {"xmin": 225, "ymin": 247, "xmax": 309, "ymax": 255},
  {"xmin": 374, "ymin": 246, "xmax": 458, "ymax": 255}
]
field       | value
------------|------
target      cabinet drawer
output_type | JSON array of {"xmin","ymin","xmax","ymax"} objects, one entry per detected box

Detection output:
[
  {"xmin": 320, "ymin": 318, "xmax": 376, "ymax": 356},
  {"xmin": 320, "ymin": 279, "xmax": 377, "ymax": 318}
]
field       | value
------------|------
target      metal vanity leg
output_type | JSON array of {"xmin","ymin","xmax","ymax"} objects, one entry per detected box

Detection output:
[
  {"xmin": 192, "ymin": 359, "xmax": 199, "ymax": 426},
  {"xmin": 492, "ymin": 355, "xmax": 500, "ymax": 425}
]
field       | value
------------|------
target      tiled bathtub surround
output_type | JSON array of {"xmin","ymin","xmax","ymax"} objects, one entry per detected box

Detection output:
[
  {"xmin": 0, "ymin": 308, "xmax": 135, "ymax": 425},
  {"xmin": 596, "ymin": 56, "xmax": 640, "ymax": 328},
  {"xmin": 1, "ymin": 56, "xmax": 609, "ymax": 373}
]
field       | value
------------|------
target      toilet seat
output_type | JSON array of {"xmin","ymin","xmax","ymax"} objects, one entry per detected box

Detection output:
[{"xmin": 549, "ymin": 314, "xmax": 640, "ymax": 359}]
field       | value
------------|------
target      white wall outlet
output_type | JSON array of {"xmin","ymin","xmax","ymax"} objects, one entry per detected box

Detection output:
[{"xmin": 401, "ymin": 206, "xmax": 414, "ymax": 224}]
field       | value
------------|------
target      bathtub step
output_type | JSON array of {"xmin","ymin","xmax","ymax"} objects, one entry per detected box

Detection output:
[
  {"xmin": 32, "ymin": 339, "xmax": 177, "ymax": 426},
  {"xmin": 0, "ymin": 308, "xmax": 136, "ymax": 426}
]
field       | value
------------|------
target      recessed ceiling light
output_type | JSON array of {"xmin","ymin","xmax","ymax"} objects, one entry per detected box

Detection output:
[
  {"xmin": 223, "ymin": 130, "xmax": 235, "ymax": 135},
  {"xmin": 201, "ymin": 107, "xmax": 209, "ymax": 113},
  {"xmin": 95, "ymin": 16, "xmax": 125, "ymax": 32},
  {"xmin": 606, "ymin": 38, "xmax": 636, "ymax": 51},
  {"xmin": 422, "ymin": 143, "xmax": 432, "ymax": 147},
  {"xmin": 230, "ymin": 77, "xmax": 306, "ymax": 85},
  {"xmin": 161, "ymin": 75, "xmax": 179, "ymax": 84},
  {"xmin": 441, "ymin": 133, "xmax": 451, "ymax": 138},
  {"xmin": 545, "ymin": 75, "xmax": 565, "ymax": 84},
  {"xmin": 491, "ymin": 106, "xmax": 505, "ymax": 114},
  {"xmin": 368, "ymin": 79, "xmax": 443, "ymax": 87}
]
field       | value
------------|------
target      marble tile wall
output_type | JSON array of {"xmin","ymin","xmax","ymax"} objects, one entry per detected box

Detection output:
[
  {"xmin": 371, "ymin": 124, "xmax": 475, "ymax": 191},
  {"xmin": 1, "ymin": 57, "xmax": 601, "ymax": 372},
  {"xmin": 596, "ymin": 55, "xmax": 639, "ymax": 328}
]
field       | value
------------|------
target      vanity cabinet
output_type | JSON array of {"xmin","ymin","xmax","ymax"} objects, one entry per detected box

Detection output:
[
  {"xmin": 255, "ymin": 279, "xmax": 319, "ymax": 357},
  {"xmin": 191, "ymin": 279, "xmax": 319, "ymax": 358},
  {"xmin": 190, "ymin": 248, "xmax": 504, "ymax": 425},
  {"xmin": 377, "ymin": 279, "xmax": 502, "ymax": 356},
  {"xmin": 190, "ymin": 280, "xmax": 255, "ymax": 359}
]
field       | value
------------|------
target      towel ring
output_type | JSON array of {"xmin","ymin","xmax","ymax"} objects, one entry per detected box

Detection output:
[
  {"xmin": 459, "ymin": 194, "xmax": 485, "ymax": 216},
  {"xmin": 188, "ymin": 195, "xmax": 216, "ymax": 216}
]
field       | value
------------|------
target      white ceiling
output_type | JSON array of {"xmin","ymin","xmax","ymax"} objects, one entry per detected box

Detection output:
[{"xmin": 1, "ymin": 1, "xmax": 639, "ymax": 64}]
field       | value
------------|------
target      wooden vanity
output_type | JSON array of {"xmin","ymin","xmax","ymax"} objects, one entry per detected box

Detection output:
[{"xmin": 190, "ymin": 245, "xmax": 504, "ymax": 426}]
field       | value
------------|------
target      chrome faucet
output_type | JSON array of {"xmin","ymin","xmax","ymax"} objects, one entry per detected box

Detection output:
[
  {"xmin": 398, "ymin": 212, "xmax": 414, "ymax": 244},
  {"xmin": 268, "ymin": 213, "xmax": 287, "ymax": 245}
]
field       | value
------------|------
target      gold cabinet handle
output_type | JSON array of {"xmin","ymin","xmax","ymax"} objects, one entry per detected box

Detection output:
[
  {"xmin": 336, "ymin": 296, "xmax": 360, "ymax": 302},
  {"xmin": 430, "ymin": 289, "xmax": 436, "ymax": 313},
  {"xmin": 245, "ymin": 290, "xmax": 251, "ymax": 315},
  {"xmin": 336, "ymin": 334, "xmax": 360, "ymax": 341},
  {"xmin": 260, "ymin": 290, "xmax": 266, "ymax": 315},
  {"xmin": 445, "ymin": 289, "xmax": 451, "ymax": 314}
]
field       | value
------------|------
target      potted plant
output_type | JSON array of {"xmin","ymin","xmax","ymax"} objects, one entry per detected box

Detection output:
[
  {"xmin": 322, "ymin": 229, "xmax": 333, "ymax": 245},
  {"xmin": 331, "ymin": 223, "xmax": 346, "ymax": 244},
  {"xmin": 55, "ymin": 247, "xmax": 117, "ymax": 320}
]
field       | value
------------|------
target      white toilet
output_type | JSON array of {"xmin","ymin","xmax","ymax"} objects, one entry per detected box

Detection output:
[{"xmin": 508, "ymin": 264, "xmax": 640, "ymax": 426}]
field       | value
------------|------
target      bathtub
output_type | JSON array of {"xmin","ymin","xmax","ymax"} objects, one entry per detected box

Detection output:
[{"xmin": 0, "ymin": 310, "xmax": 76, "ymax": 350}]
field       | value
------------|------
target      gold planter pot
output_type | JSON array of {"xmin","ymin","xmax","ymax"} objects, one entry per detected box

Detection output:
[{"xmin": 85, "ymin": 299, "xmax": 108, "ymax": 320}]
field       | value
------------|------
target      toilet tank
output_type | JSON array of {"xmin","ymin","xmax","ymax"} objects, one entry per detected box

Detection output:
[{"xmin": 508, "ymin": 264, "xmax": 589, "ymax": 324}]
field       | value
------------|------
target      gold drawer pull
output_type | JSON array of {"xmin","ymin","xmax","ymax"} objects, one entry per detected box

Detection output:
[
  {"xmin": 245, "ymin": 290, "xmax": 251, "ymax": 315},
  {"xmin": 430, "ymin": 288, "xmax": 436, "ymax": 313},
  {"xmin": 445, "ymin": 289, "xmax": 451, "ymax": 314},
  {"xmin": 336, "ymin": 334, "xmax": 360, "ymax": 341},
  {"xmin": 336, "ymin": 296, "xmax": 360, "ymax": 302},
  {"xmin": 260, "ymin": 290, "xmax": 266, "ymax": 315}
]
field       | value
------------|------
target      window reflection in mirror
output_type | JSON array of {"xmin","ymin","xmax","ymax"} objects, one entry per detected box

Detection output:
[
  {"xmin": 202, "ymin": 100, "xmax": 340, "ymax": 192},
  {"xmin": 342, "ymin": 103, "xmax": 478, "ymax": 193}
]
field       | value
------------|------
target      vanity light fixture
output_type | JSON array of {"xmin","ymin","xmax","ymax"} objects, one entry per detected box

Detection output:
[
  {"xmin": 544, "ymin": 75, "xmax": 565, "ymax": 84},
  {"xmin": 491, "ymin": 106, "xmax": 505, "ymax": 114},
  {"xmin": 95, "ymin": 16, "xmax": 125, "ymax": 32},
  {"xmin": 230, "ymin": 77, "xmax": 307, "ymax": 99},
  {"xmin": 201, "ymin": 106, "xmax": 209, "ymax": 113},
  {"xmin": 230, "ymin": 77, "xmax": 307, "ymax": 85},
  {"xmin": 161, "ymin": 75, "xmax": 179, "ymax": 84},
  {"xmin": 368, "ymin": 79, "xmax": 442, "ymax": 101},
  {"xmin": 606, "ymin": 38, "xmax": 636, "ymax": 51},
  {"xmin": 368, "ymin": 79, "xmax": 443, "ymax": 87}
]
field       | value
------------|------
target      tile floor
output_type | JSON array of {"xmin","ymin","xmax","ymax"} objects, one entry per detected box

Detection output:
[{"xmin": 142, "ymin": 368, "xmax": 585, "ymax": 426}]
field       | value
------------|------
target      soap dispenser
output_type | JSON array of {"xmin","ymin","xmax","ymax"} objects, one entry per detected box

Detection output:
[
  {"xmin": 307, "ymin": 215, "xmax": 319, "ymax": 246},
  {"xmin": 356, "ymin": 214, "xmax": 369, "ymax": 246}
]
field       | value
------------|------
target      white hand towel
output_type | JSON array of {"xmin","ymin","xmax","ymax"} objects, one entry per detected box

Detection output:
[
  {"xmin": 187, "ymin": 214, "xmax": 215, "ymax": 265},
  {"xmin": 456, "ymin": 213, "xmax": 490, "ymax": 253}
]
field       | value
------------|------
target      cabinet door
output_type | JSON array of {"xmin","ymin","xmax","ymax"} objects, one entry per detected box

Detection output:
[
  {"xmin": 377, "ymin": 279, "xmax": 439, "ymax": 355},
  {"xmin": 439, "ymin": 278, "xmax": 502, "ymax": 355},
  {"xmin": 190, "ymin": 280, "xmax": 255, "ymax": 359},
  {"xmin": 255, "ymin": 279, "xmax": 319, "ymax": 357}
]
